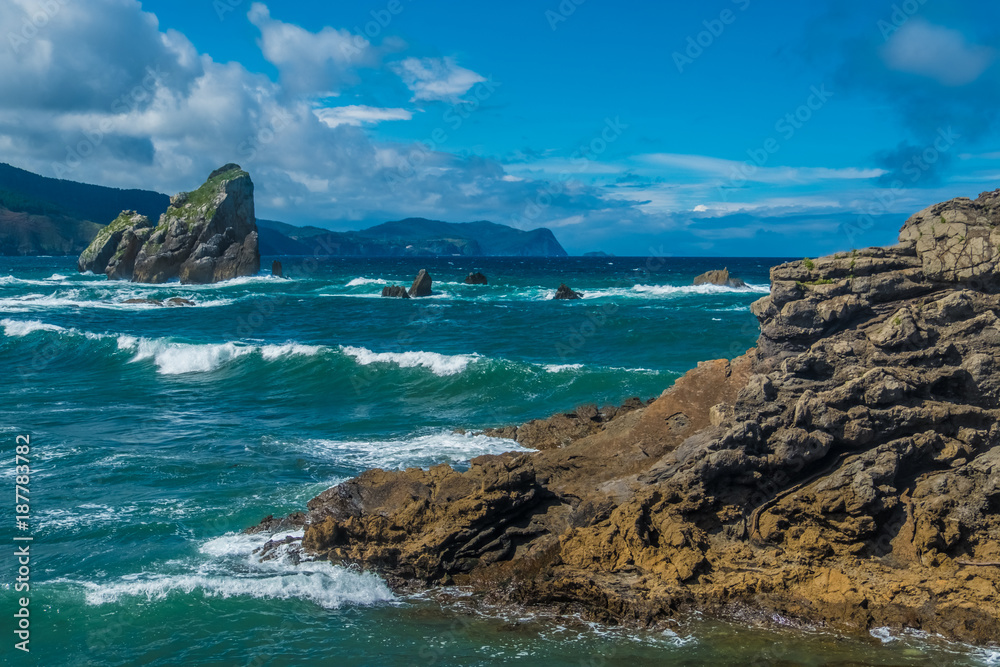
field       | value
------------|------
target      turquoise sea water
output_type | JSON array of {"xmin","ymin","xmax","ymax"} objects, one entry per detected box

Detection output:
[{"xmin": 1, "ymin": 255, "xmax": 997, "ymax": 666}]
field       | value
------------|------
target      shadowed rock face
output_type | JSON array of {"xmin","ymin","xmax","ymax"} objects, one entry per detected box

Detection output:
[
  {"xmin": 553, "ymin": 283, "xmax": 582, "ymax": 299},
  {"xmin": 256, "ymin": 189, "xmax": 1000, "ymax": 644},
  {"xmin": 409, "ymin": 269, "xmax": 432, "ymax": 297},
  {"xmin": 465, "ymin": 272, "xmax": 488, "ymax": 285},
  {"xmin": 77, "ymin": 211, "xmax": 153, "ymax": 280},
  {"xmin": 79, "ymin": 165, "xmax": 259, "ymax": 284},
  {"xmin": 694, "ymin": 267, "xmax": 746, "ymax": 289},
  {"xmin": 381, "ymin": 285, "xmax": 410, "ymax": 298}
]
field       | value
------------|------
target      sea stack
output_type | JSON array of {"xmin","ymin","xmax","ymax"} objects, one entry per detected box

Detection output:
[
  {"xmin": 409, "ymin": 269, "xmax": 432, "ymax": 297},
  {"xmin": 465, "ymin": 272, "xmax": 488, "ymax": 285},
  {"xmin": 272, "ymin": 260, "xmax": 283, "ymax": 278},
  {"xmin": 553, "ymin": 283, "xmax": 582, "ymax": 299},
  {"xmin": 693, "ymin": 267, "xmax": 746, "ymax": 288},
  {"xmin": 381, "ymin": 285, "xmax": 410, "ymax": 298},
  {"xmin": 78, "ymin": 164, "xmax": 260, "ymax": 284}
]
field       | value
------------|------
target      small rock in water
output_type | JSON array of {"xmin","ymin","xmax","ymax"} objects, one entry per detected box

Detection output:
[
  {"xmin": 381, "ymin": 285, "xmax": 410, "ymax": 298},
  {"xmin": 409, "ymin": 269, "xmax": 432, "ymax": 297},
  {"xmin": 165, "ymin": 297, "xmax": 195, "ymax": 307},
  {"xmin": 553, "ymin": 283, "xmax": 582, "ymax": 299},
  {"xmin": 122, "ymin": 297, "xmax": 162, "ymax": 306},
  {"xmin": 465, "ymin": 272, "xmax": 488, "ymax": 285},
  {"xmin": 693, "ymin": 267, "xmax": 746, "ymax": 288},
  {"xmin": 272, "ymin": 260, "xmax": 283, "ymax": 278}
]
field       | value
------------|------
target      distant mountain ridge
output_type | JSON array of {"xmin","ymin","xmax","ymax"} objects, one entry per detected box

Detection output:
[
  {"xmin": 256, "ymin": 217, "xmax": 568, "ymax": 257},
  {"xmin": 0, "ymin": 163, "xmax": 567, "ymax": 257},
  {"xmin": 0, "ymin": 162, "xmax": 169, "ymax": 256}
]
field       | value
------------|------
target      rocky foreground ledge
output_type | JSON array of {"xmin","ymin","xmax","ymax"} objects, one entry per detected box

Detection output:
[{"xmin": 256, "ymin": 190, "xmax": 1000, "ymax": 644}]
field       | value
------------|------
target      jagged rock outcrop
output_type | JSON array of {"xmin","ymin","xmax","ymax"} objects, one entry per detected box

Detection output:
[
  {"xmin": 409, "ymin": 269, "xmax": 432, "ymax": 297},
  {"xmin": 381, "ymin": 285, "xmax": 410, "ymax": 299},
  {"xmin": 78, "ymin": 165, "xmax": 260, "ymax": 284},
  {"xmin": 77, "ymin": 211, "xmax": 153, "ymax": 279},
  {"xmin": 465, "ymin": 272, "xmax": 488, "ymax": 285},
  {"xmin": 694, "ymin": 267, "xmax": 746, "ymax": 288},
  {"xmin": 256, "ymin": 189, "xmax": 1000, "ymax": 645},
  {"xmin": 553, "ymin": 284, "xmax": 582, "ymax": 300}
]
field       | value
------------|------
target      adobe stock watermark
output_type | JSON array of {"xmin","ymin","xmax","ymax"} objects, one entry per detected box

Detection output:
[
  {"xmin": 385, "ymin": 75, "xmax": 502, "ymax": 190},
  {"xmin": 717, "ymin": 84, "xmax": 833, "ymax": 200},
  {"xmin": 877, "ymin": 0, "xmax": 930, "ymax": 40},
  {"xmin": 510, "ymin": 116, "xmax": 628, "ymax": 227},
  {"xmin": 545, "ymin": 0, "xmax": 586, "ymax": 31},
  {"xmin": 51, "ymin": 65, "xmax": 163, "ymax": 179},
  {"xmin": 7, "ymin": 0, "xmax": 70, "ymax": 55},
  {"xmin": 673, "ymin": 0, "xmax": 752, "ymax": 74},
  {"xmin": 841, "ymin": 127, "xmax": 960, "ymax": 247}
]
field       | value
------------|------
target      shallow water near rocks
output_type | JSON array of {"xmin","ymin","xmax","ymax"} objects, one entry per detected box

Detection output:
[{"xmin": 1, "ymin": 255, "xmax": 996, "ymax": 665}]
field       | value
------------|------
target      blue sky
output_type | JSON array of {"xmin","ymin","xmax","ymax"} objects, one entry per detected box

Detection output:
[{"xmin": 1, "ymin": 0, "xmax": 999, "ymax": 255}]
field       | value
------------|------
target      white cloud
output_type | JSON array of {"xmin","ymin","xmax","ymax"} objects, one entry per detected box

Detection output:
[
  {"xmin": 248, "ymin": 2, "xmax": 378, "ymax": 94},
  {"xmin": 391, "ymin": 57, "xmax": 485, "ymax": 102},
  {"xmin": 881, "ymin": 20, "xmax": 994, "ymax": 86},
  {"xmin": 640, "ymin": 153, "xmax": 886, "ymax": 184},
  {"xmin": 314, "ymin": 105, "xmax": 413, "ymax": 128}
]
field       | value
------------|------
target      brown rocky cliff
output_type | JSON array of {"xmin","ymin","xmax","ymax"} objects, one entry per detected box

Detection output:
[{"xmin": 272, "ymin": 189, "xmax": 1000, "ymax": 644}]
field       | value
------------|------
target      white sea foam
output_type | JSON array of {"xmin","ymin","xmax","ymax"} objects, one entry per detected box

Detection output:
[
  {"xmin": 305, "ymin": 431, "xmax": 527, "ymax": 471},
  {"xmin": 543, "ymin": 363, "xmax": 584, "ymax": 373},
  {"xmin": 0, "ymin": 291, "xmax": 234, "ymax": 312},
  {"xmin": 68, "ymin": 528, "xmax": 394, "ymax": 609},
  {"xmin": 632, "ymin": 283, "xmax": 770, "ymax": 296},
  {"xmin": 341, "ymin": 345, "xmax": 478, "ymax": 376},
  {"xmin": 346, "ymin": 277, "xmax": 388, "ymax": 287},
  {"xmin": 259, "ymin": 343, "xmax": 324, "ymax": 361},
  {"xmin": 121, "ymin": 338, "xmax": 255, "ymax": 375},
  {"xmin": 0, "ymin": 318, "xmax": 67, "ymax": 336}
]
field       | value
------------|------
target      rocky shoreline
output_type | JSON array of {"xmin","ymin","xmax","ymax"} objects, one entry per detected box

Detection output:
[{"xmin": 252, "ymin": 190, "xmax": 1000, "ymax": 645}]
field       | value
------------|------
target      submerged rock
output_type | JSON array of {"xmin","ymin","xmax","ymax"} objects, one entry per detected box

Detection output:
[
  {"xmin": 79, "ymin": 164, "xmax": 260, "ymax": 284},
  {"xmin": 381, "ymin": 285, "xmax": 410, "ymax": 298},
  {"xmin": 553, "ymin": 283, "xmax": 582, "ymax": 299},
  {"xmin": 259, "ymin": 189, "xmax": 1000, "ymax": 645},
  {"xmin": 409, "ymin": 269, "xmax": 432, "ymax": 297},
  {"xmin": 465, "ymin": 272, "xmax": 488, "ymax": 285},
  {"xmin": 693, "ymin": 267, "xmax": 746, "ymax": 288}
]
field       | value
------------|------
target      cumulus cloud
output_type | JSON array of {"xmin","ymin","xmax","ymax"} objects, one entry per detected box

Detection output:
[
  {"xmin": 0, "ymin": 0, "xmax": 637, "ymax": 246},
  {"xmin": 247, "ymin": 2, "xmax": 380, "ymax": 94},
  {"xmin": 390, "ymin": 57, "xmax": 486, "ymax": 102},
  {"xmin": 881, "ymin": 20, "xmax": 994, "ymax": 86}
]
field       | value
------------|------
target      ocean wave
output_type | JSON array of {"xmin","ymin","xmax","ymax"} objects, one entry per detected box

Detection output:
[
  {"xmin": 341, "ymin": 345, "xmax": 479, "ymax": 377},
  {"xmin": 121, "ymin": 338, "xmax": 257, "ymax": 375},
  {"xmin": 0, "ymin": 291, "xmax": 235, "ymax": 312},
  {"xmin": 303, "ymin": 431, "xmax": 527, "ymax": 470},
  {"xmin": 544, "ymin": 363, "xmax": 584, "ymax": 373},
  {"xmin": 631, "ymin": 283, "xmax": 770, "ymax": 296},
  {"xmin": 1, "ymin": 318, "xmax": 67, "ymax": 336},
  {"xmin": 76, "ymin": 530, "xmax": 393, "ymax": 610},
  {"xmin": 259, "ymin": 343, "xmax": 325, "ymax": 361},
  {"xmin": 346, "ymin": 277, "xmax": 389, "ymax": 287}
]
